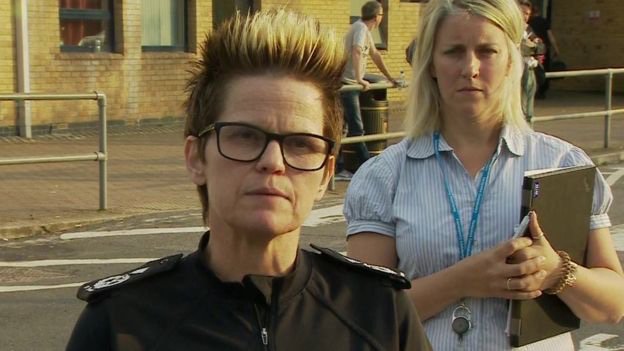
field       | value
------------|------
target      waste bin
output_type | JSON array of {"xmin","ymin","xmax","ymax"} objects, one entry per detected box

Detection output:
[
  {"xmin": 343, "ymin": 87, "xmax": 389, "ymax": 172},
  {"xmin": 360, "ymin": 89, "xmax": 389, "ymax": 152}
]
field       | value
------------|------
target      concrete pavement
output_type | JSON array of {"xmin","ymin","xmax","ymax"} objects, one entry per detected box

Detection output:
[{"xmin": 1, "ymin": 90, "xmax": 623, "ymax": 240}]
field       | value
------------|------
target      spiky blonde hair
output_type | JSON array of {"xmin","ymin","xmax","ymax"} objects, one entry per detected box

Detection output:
[{"xmin": 184, "ymin": 8, "xmax": 346, "ymax": 219}]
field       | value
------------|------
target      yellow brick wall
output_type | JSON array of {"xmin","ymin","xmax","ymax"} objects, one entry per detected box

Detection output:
[
  {"xmin": 260, "ymin": 0, "xmax": 351, "ymax": 35},
  {"xmin": 383, "ymin": 0, "xmax": 423, "ymax": 105},
  {"xmin": 262, "ymin": 0, "xmax": 423, "ymax": 111},
  {"xmin": 193, "ymin": 0, "xmax": 212, "ymax": 50},
  {"xmin": 2, "ymin": 0, "xmax": 427, "ymax": 132},
  {"xmin": 18, "ymin": 0, "xmax": 204, "ymax": 130},
  {"xmin": 0, "ymin": 0, "xmax": 16, "ymax": 127},
  {"xmin": 0, "ymin": 0, "xmax": 212, "ymax": 131},
  {"xmin": 550, "ymin": 0, "xmax": 624, "ymax": 92},
  {"xmin": 5, "ymin": 0, "xmax": 620, "ymax": 132}
]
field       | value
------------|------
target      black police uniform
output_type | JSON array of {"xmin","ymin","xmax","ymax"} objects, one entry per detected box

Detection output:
[
  {"xmin": 67, "ymin": 233, "xmax": 431, "ymax": 351},
  {"xmin": 66, "ymin": 232, "xmax": 431, "ymax": 351}
]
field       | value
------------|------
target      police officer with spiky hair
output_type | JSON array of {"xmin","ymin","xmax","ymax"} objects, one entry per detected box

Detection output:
[{"xmin": 66, "ymin": 9, "xmax": 431, "ymax": 351}]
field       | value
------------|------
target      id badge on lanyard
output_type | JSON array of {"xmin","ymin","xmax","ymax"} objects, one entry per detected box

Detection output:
[{"xmin": 433, "ymin": 132, "xmax": 495, "ymax": 341}]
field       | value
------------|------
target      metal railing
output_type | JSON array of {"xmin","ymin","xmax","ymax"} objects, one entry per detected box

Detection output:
[
  {"xmin": 339, "ymin": 69, "xmax": 624, "ymax": 149},
  {"xmin": 331, "ymin": 68, "xmax": 624, "ymax": 189},
  {"xmin": 0, "ymin": 92, "xmax": 108, "ymax": 210},
  {"xmin": 338, "ymin": 81, "xmax": 405, "ymax": 147},
  {"xmin": 332, "ymin": 82, "xmax": 402, "ymax": 190},
  {"xmin": 534, "ymin": 68, "xmax": 624, "ymax": 148}
]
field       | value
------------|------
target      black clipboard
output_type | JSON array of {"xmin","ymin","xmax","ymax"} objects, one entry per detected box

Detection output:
[{"xmin": 509, "ymin": 165, "xmax": 596, "ymax": 347}]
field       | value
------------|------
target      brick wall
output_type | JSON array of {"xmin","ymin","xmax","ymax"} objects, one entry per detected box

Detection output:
[
  {"xmin": 550, "ymin": 0, "xmax": 624, "ymax": 92},
  {"xmin": 20, "ymin": 0, "xmax": 203, "ymax": 133},
  {"xmin": 261, "ymin": 0, "xmax": 423, "ymax": 112},
  {"xmin": 2, "ymin": 0, "xmax": 425, "ymax": 134},
  {"xmin": 4, "ymin": 0, "xmax": 619, "ymax": 134},
  {"xmin": 1, "ymin": 0, "xmax": 209, "ymax": 133},
  {"xmin": 383, "ymin": 0, "xmax": 423, "ymax": 105},
  {"xmin": 0, "ymin": 0, "xmax": 16, "ymax": 128}
]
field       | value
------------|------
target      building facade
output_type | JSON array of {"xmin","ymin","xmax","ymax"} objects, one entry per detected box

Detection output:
[
  {"xmin": 549, "ymin": 0, "xmax": 624, "ymax": 92},
  {"xmin": 0, "ymin": 0, "xmax": 621, "ymax": 136}
]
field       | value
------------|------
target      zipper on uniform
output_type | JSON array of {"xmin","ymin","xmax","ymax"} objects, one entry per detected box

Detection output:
[
  {"xmin": 252, "ymin": 278, "xmax": 281, "ymax": 350},
  {"xmin": 261, "ymin": 327, "xmax": 268, "ymax": 346},
  {"xmin": 253, "ymin": 304, "xmax": 269, "ymax": 350}
]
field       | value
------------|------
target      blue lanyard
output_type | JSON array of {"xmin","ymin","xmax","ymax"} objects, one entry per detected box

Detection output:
[{"xmin": 433, "ymin": 132, "xmax": 494, "ymax": 260}]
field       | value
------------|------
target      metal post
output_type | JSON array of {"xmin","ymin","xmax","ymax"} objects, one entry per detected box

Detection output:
[
  {"xmin": 604, "ymin": 70, "xmax": 613, "ymax": 149},
  {"xmin": 0, "ymin": 92, "xmax": 109, "ymax": 211},
  {"xmin": 15, "ymin": 0, "xmax": 32, "ymax": 138},
  {"xmin": 97, "ymin": 93, "xmax": 108, "ymax": 210}
]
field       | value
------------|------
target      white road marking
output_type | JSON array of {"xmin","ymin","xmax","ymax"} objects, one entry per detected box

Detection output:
[
  {"xmin": 612, "ymin": 225, "xmax": 624, "ymax": 252},
  {"xmin": 60, "ymin": 227, "xmax": 207, "ymax": 240},
  {"xmin": 143, "ymin": 214, "xmax": 198, "ymax": 222},
  {"xmin": 604, "ymin": 167, "xmax": 624, "ymax": 186},
  {"xmin": 0, "ymin": 258, "xmax": 155, "ymax": 267},
  {"xmin": 1, "ymin": 206, "xmax": 347, "ymax": 292},
  {"xmin": 59, "ymin": 206, "xmax": 344, "ymax": 241},
  {"xmin": 579, "ymin": 333, "xmax": 619, "ymax": 350},
  {"xmin": 303, "ymin": 205, "xmax": 345, "ymax": 227},
  {"xmin": 0, "ymin": 282, "xmax": 85, "ymax": 293}
]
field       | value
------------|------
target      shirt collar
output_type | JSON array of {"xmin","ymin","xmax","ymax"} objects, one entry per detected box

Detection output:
[
  {"xmin": 500, "ymin": 124, "xmax": 525, "ymax": 157},
  {"xmin": 405, "ymin": 124, "xmax": 525, "ymax": 159},
  {"xmin": 405, "ymin": 132, "xmax": 443, "ymax": 159}
]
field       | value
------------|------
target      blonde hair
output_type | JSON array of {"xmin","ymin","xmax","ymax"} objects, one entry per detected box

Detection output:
[
  {"xmin": 184, "ymin": 9, "xmax": 346, "ymax": 220},
  {"xmin": 405, "ymin": 0, "xmax": 530, "ymax": 138}
]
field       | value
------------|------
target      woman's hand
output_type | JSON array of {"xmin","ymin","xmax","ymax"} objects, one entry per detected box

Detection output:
[
  {"xmin": 508, "ymin": 212, "xmax": 562, "ymax": 291},
  {"xmin": 457, "ymin": 234, "xmax": 545, "ymax": 300}
]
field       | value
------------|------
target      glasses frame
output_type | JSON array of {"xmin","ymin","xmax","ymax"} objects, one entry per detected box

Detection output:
[{"xmin": 197, "ymin": 122, "xmax": 335, "ymax": 171}]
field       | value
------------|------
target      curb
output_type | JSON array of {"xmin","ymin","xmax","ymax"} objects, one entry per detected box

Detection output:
[
  {"xmin": 1, "ymin": 153, "xmax": 622, "ymax": 241},
  {"xmin": 0, "ymin": 189, "xmax": 350, "ymax": 241},
  {"xmin": 590, "ymin": 150, "xmax": 624, "ymax": 166},
  {"xmin": 0, "ymin": 215, "xmax": 137, "ymax": 241},
  {"xmin": 0, "ymin": 208, "xmax": 201, "ymax": 240}
]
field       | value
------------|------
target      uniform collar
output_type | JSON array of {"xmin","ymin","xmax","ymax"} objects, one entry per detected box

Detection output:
[{"xmin": 195, "ymin": 231, "xmax": 312, "ymax": 305}]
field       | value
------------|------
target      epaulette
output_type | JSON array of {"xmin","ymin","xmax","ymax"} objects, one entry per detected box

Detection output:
[
  {"xmin": 309, "ymin": 244, "xmax": 410, "ymax": 289},
  {"xmin": 77, "ymin": 253, "xmax": 183, "ymax": 303}
]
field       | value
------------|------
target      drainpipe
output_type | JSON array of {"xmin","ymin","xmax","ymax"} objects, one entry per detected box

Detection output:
[{"xmin": 15, "ymin": 0, "xmax": 32, "ymax": 138}]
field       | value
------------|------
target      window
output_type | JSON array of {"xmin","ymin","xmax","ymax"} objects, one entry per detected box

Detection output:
[
  {"xmin": 213, "ymin": 0, "xmax": 259, "ymax": 30},
  {"xmin": 141, "ymin": 0, "xmax": 188, "ymax": 51},
  {"xmin": 59, "ymin": 0, "xmax": 114, "ymax": 52},
  {"xmin": 349, "ymin": 0, "xmax": 388, "ymax": 50}
]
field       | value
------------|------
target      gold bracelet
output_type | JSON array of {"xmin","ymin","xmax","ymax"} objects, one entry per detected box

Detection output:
[{"xmin": 544, "ymin": 251, "xmax": 578, "ymax": 295}]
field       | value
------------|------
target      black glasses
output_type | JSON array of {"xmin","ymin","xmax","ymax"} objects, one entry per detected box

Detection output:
[{"xmin": 198, "ymin": 122, "xmax": 335, "ymax": 171}]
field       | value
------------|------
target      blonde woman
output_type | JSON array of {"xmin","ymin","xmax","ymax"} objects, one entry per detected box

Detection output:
[{"xmin": 345, "ymin": 0, "xmax": 624, "ymax": 349}]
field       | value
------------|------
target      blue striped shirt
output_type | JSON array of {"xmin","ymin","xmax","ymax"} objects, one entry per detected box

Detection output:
[{"xmin": 344, "ymin": 125, "xmax": 613, "ymax": 351}]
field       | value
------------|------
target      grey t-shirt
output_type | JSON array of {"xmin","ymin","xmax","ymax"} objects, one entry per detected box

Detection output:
[{"xmin": 342, "ymin": 20, "xmax": 374, "ymax": 84}]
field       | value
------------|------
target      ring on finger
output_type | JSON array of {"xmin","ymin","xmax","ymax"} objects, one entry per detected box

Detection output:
[
  {"xmin": 534, "ymin": 233, "xmax": 545, "ymax": 240},
  {"xmin": 506, "ymin": 277, "xmax": 512, "ymax": 290}
]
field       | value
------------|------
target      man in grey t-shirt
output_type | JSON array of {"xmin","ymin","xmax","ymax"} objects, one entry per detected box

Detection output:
[{"xmin": 336, "ymin": 1, "xmax": 397, "ymax": 180}]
